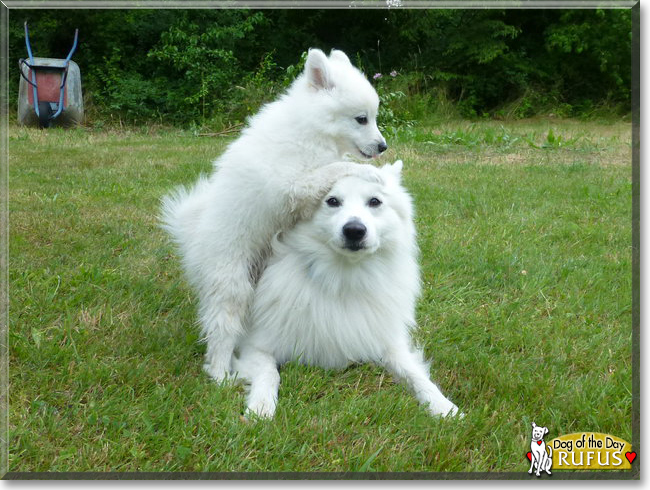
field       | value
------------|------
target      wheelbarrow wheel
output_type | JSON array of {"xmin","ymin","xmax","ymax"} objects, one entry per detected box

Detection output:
[{"xmin": 37, "ymin": 101, "xmax": 53, "ymax": 128}]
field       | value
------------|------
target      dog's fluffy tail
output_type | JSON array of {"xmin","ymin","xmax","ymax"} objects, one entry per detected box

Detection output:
[{"xmin": 159, "ymin": 175, "xmax": 211, "ymax": 245}]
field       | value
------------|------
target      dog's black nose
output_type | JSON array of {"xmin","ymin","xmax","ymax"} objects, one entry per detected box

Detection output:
[
  {"xmin": 378, "ymin": 141, "xmax": 388, "ymax": 153},
  {"xmin": 342, "ymin": 221, "xmax": 367, "ymax": 241}
]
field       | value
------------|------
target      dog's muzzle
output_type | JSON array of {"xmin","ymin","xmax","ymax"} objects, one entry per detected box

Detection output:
[
  {"xmin": 342, "ymin": 220, "xmax": 366, "ymax": 251},
  {"xmin": 358, "ymin": 140, "xmax": 388, "ymax": 159}
]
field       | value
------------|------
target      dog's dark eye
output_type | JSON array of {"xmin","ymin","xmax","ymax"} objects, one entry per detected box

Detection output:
[
  {"xmin": 326, "ymin": 197, "xmax": 341, "ymax": 207},
  {"xmin": 368, "ymin": 197, "xmax": 382, "ymax": 208},
  {"xmin": 355, "ymin": 116, "xmax": 368, "ymax": 125}
]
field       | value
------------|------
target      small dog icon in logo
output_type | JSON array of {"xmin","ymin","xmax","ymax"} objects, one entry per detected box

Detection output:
[{"xmin": 528, "ymin": 422, "xmax": 553, "ymax": 477}]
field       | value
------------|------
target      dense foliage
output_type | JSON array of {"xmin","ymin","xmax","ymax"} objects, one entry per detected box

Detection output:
[{"xmin": 9, "ymin": 8, "xmax": 632, "ymax": 126}]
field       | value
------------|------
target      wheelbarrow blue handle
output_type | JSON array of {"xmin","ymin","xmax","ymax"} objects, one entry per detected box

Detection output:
[
  {"xmin": 18, "ymin": 59, "xmax": 38, "ymax": 88},
  {"xmin": 50, "ymin": 29, "xmax": 79, "ymax": 121},
  {"xmin": 24, "ymin": 22, "xmax": 35, "ymax": 62},
  {"xmin": 65, "ymin": 29, "xmax": 79, "ymax": 63}
]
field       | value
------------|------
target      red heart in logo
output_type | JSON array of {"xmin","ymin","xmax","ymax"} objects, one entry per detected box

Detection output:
[
  {"xmin": 537, "ymin": 441, "xmax": 542, "ymax": 445},
  {"xmin": 625, "ymin": 452, "xmax": 636, "ymax": 464},
  {"xmin": 526, "ymin": 452, "xmax": 532, "ymax": 461}
]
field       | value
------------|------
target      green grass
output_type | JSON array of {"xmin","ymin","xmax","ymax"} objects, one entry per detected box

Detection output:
[{"xmin": 8, "ymin": 119, "xmax": 633, "ymax": 473}]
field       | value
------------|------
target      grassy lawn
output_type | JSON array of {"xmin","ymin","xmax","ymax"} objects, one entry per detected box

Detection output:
[{"xmin": 8, "ymin": 118, "xmax": 633, "ymax": 474}]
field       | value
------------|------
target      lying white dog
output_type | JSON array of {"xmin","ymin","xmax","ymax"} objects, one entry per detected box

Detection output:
[{"xmin": 233, "ymin": 161, "xmax": 460, "ymax": 419}]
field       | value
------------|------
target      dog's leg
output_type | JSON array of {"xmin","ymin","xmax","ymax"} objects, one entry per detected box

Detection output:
[
  {"xmin": 544, "ymin": 448, "xmax": 552, "ymax": 475},
  {"xmin": 533, "ymin": 454, "xmax": 542, "ymax": 476},
  {"xmin": 233, "ymin": 346, "xmax": 280, "ymax": 419},
  {"xmin": 533, "ymin": 450, "xmax": 545, "ymax": 476},
  {"xmin": 198, "ymin": 262, "xmax": 255, "ymax": 383},
  {"xmin": 382, "ymin": 342, "xmax": 460, "ymax": 417},
  {"xmin": 528, "ymin": 452, "xmax": 536, "ymax": 474},
  {"xmin": 202, "ymin": 329, "xmax": 237, "ymax": 383}
]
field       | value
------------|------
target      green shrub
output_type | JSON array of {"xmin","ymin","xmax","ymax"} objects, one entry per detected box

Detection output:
[{"xmin": 9, "ymin": 9, "xmax": 632, "ymax": 126}]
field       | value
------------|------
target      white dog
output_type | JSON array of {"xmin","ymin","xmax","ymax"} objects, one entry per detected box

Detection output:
[
  {"xmin": 233, "ymin": 161, "xmax": 460, "ymax": 419},
  {"xmin": 529, "ymin": 422, "xmax": 553, "ymax": 476},
  {"xmin": 161, "ymin": 49, "xmax": 387, "ymax": 382}
]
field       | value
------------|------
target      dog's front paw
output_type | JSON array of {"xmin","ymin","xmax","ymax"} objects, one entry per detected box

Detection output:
[
  {"xmin": 246, "ymin": 398, "xmax": 277, "ymax": 419},
  {"xmin": 444, "ymin": 404, "xmax": 464, "ymax": 419},
  {"xmin": 354, "ymin": 163, "xmax": 385, "ymax": 185},
  {"xmin": 427, "ymin": 399, "xmax": 462, "ymax": 418},
  {"xmin": 203, "ymin": 362, "xmax": 232, "ymax": 384}
]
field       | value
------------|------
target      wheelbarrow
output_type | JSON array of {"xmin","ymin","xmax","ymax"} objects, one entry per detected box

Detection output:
[{"xmin": 18, "ymin": 22, "xmax": 83, "ymax": 128}]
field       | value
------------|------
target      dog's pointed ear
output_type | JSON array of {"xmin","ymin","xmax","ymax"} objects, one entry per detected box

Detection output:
[
  {"xmin": 306, "ymin": 49, "xmax": 333, "ymax": 90},
  {"xmin": 532, "ymin": 422, "xmax": 537, "ymax": 428},
  {"xmin": 544, "ymin": 427, "xmax": 549, "ymax": 435},
  {"xmin": 382, "ymin": 160, "xmax": 403, "ymax": 182},
  {"xmin": 329, "ymin": 49, "xmax": 351, "ymax": 65},
  {"xmin": 392, "ymin": 159, "xmax": 404, "ymax": 179}
]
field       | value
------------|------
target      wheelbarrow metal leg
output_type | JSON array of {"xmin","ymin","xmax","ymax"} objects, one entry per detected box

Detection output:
[{"xmin": 23, "ymin": 22, "xmax": 40, "ymax": 120}]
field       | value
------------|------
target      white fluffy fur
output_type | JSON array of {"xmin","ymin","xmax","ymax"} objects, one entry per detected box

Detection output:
[
  {"xmin": 160, "ymin": 49, "xmax": 388, "ymax": 382},
  {"xmin": 233, "ymin": 161, "xmax": 460, "ymax": 419}
]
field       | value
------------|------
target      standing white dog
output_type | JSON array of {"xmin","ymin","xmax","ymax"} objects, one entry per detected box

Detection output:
[
  {"xmin": 233, "ymin": 161, "xmax": 460, "ymax": 419},
  {"xmin": 161, "ymin": 49, "xmax": 387, "ymax": 382}
]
